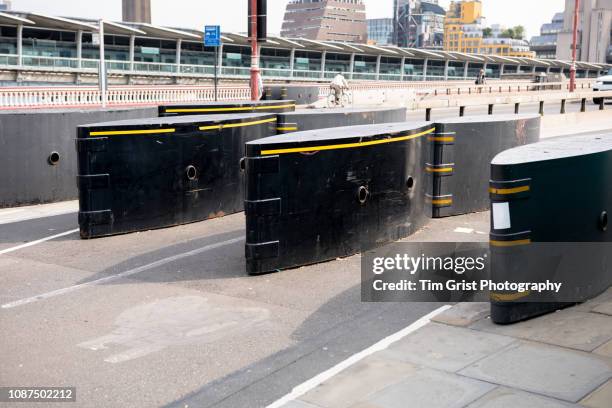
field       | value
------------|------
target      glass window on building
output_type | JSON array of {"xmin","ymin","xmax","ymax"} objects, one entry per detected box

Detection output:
[
  {"xmin": 181, "ymin": 41, "xmax": 216, "ymax": 66},
  {"xmin": 22, "ymin": 28, "xmax": 77, "ymax": 59},
  {"xmin": 0, "ymin": 25, "xmax": 17, "ymax": 55},
  {"xmin": 379, "ymin": 56, "xmax": 401, "ymax": 80},
  {"xmin": 467, "ymin": 62, "xmax": 483, "ymax": 79},
  {"xmin": 447, "ymin": 61, "xmax": 465, "ymax": 80},
  {"xmin": 517, "ymin": 65, "xmax": 532, "ymax": 74},
  {"xmin": 486, "ymin": 64, "xmax": 500, "ymax": 79},
  {"xmin": 576, "ymin": 69, "xmax": 586, "ymax": 78},
  {"xmin": 324, "ymin": 52, "xmax": 350, "ymax": 77},
  {"xmin": 403, "ymin": 58, "xmax": 424, "ymax": 80},
  {"xmin": 353, "ymin": 54, "xmax": 377, "ymax": 80},
  {"xmin": 294, "ymin": 50, "xmax": 322, "ymax": 72},
  {"xmin": 223, "ymin": 45, "xmax": 251, "ymax": 76},
  {"xmin": 260, "ymin": 47, "xmax": 291, "ymax": 77},
  {"xmin": 503, "ymin": 64, "xmax": 518, "ymax": 74},
  {"xmin": 427, "ymin": 59, "xmax": 445, "ymax": 80}
]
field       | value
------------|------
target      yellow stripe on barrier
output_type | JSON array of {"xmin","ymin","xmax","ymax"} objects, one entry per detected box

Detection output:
[
  {"xmin": 198, "ymin": 118, "xmax": 277, "ymax": 131},
  {"xmin": 89, "ymin": 128, "xmax": 176, "ymax": 136},
  {"xmin": 165, "ymin": 104, "xmax": 294, "ymax": 113},
  {"xmin": 490, "ymin": 239, "xmax": 531, "ymax": 247},
  {"xmin": 431, "ymin": 199, "xmax": 453, "ymax": 206},
  {"xmin": 277, "ymin": 127, "xmax": 298, "ymax": 131},
  {"xmin": 261, "ymin": 128, "xmax": 435, "ymax": 155},
  {"xmin": 426, "ymin": 167, "xmax": 454, "ymax": 173},
  {"xmin": 490, "ymin": 291, "xmax": 531, "ymax": 301},
  {"xmin": 428, "ymin": 136, "xmax": 455, "ymax": 142},
  {"xmin": 489, "ymin": 186, "xmax": 530, "ymax": 195}
]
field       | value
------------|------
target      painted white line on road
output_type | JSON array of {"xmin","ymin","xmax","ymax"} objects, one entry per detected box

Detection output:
[
  {"xmin": 454, "ymin": 227, "xmax": 475, "ymax": 234},
  {"xmin": 265, "ymin": 304, "xmax": 453, "ymax": 408},
  {"xmin": 0, "ymin": 228, "xmax": 80, "ymax": 256},
  {"xmin": 1, "ymin": 236, "xmax": 245, "ymax": 310},
  {"xmin": 0, "ymin": 201, "xmax": 79, "ymax": 226}
]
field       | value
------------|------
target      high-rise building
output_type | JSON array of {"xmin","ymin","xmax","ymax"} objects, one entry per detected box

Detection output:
[
  {"xmin": 444, "ymin": 0, "xmax": 534, "ymax": 57},
  {"xmin": 530, "ymin": 13, "xmax": 564, "ymax": 59},
  {"xmin": 556, "ymin": 0, "xmax": 612, "ymax": 63},
  {"xmin": 281, "ymin": 0, "xmax": 367, "ymax": 43},
  {"xmin": 0, "ymin": 0, "xmax": 12, "ymax": 11},
  {"xmin": 394, "ymin": 0, "xmax": 445, "ymax": 48},
  {"xmin": 122, "ymin": 0, "xmax": 152, "ymax": 24},
  {"xmin": 367, "ymin": 18, "xmax": 394, "ymax": 45}
]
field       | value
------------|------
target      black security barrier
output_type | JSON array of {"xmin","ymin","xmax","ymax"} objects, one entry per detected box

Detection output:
[
  {"xmin": 427, "ymin": 114, "xmax": 540, "ymax": 218},
  {"xmin": 275, "ymin": 107, "xmax": 407, "ymax": 134},
  {"xmin": 244, "ymin": 122, "xmax": 434, "ymax": 275},
  {"xmin": 0, "ymin": 107, "xmax": 157, "ymax": 207},
  {"xmin": 489, "ymin": 133, "xmax": 612, "ymax": 324},
  {"xmin": 76, "ymin": 113, "xmax": 277, "ymax": 238},
  {"xmin": 158, "ymin": 100, "xmax": 295, "ymax": 117}
]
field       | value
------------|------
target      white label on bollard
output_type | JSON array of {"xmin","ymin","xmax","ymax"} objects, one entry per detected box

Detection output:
[{"xmin": 492, "ymin": 202, "xmax": 511, "ymax": 230}]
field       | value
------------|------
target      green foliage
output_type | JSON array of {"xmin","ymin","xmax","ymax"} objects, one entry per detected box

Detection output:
[
  {"xmin": 499, "ymin": 25, "xmax": 525, "ymax": 40},
  {"xmin": 482, "ymin": 27, "xmax": 493, "ymax": 38}
]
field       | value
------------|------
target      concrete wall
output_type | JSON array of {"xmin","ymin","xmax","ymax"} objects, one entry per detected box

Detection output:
[{"xmin": 0, "ymin": 107, "xmax": 157, "ymax": 207}]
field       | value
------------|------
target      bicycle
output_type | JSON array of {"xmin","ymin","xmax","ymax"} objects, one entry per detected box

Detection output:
[{"xmin": 326, "ymin": 88, "xmax": 352, "ymax": 108}]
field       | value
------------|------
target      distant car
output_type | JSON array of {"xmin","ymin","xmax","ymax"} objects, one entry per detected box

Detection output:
[{"xmin": 593, "ymin": 69, "xmax": 612, "ymax": 104}]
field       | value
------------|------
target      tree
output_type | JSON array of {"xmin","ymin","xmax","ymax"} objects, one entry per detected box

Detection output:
[
  {"xmin": 482, "ymin": 27, "xmax": 493, "ymax": 38},
  {"xmin": 500, "ymin": 26, "xmax": 526, "ymax": 40},
  {"xmin": 513, "ymin": 25, "xmax": 525, "ymax": 40}
]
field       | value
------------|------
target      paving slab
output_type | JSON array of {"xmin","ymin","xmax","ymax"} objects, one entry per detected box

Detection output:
[
  {"xmin": 466, "ymin": 387, "xmax": 579, "ymax": 408},
  {"xmin": 430, "ymin": 303, "xmax": 490, "ymax": 327},
  {"xmin": 377, "ymin": 323, "xmax": 515, "ymax": 372},
  {"xmin": 580, "ymin": 379, "xmax": 612, "ymax": 408},
  {"xmin": 469, "ymin": 310, "xmax": 612, "ymax": 352},
  {"xmin": 592, "ymin": 301, "xmax": 612, "ymax": 316},
  {"xmin": 352, "ymin": 367, "xmax": 495, "ymax": 408},
  {"xmin": 593, "ymin": 340, "xmax": 612, "ymax": 358},
  {"xmin": 281, "ymin": 400, "xmax": 323, "ymax": 408},
  {"xmin": 459, "ymin": 341, "xmax": 612, "ymax": 402},
  {"xmin": 573, "ymin": 288, "xmax": 612, "ymax": 312},
  {"xmin": 300, "ymin": 355, "xmax": 417, "ymax": 408}
]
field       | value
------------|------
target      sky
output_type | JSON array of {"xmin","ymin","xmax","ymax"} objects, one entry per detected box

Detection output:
[{"xmin": 11, "ymin": 0, "xmax": 565, "ymax": 39}]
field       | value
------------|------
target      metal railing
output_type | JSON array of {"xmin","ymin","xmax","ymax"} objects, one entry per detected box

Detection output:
[{"xmin": 0, "ymin": 78, "xmax": 597, "ymax": 110}]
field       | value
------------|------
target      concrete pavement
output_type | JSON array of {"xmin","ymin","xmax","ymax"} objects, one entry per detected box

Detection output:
[{"xmin": 278, "ymin": 290, "xmax": 612, "ymax": 408}]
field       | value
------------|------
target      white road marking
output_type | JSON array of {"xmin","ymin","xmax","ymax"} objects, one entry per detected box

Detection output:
[
  {"xmin": 265, "ymin": 304, "xmax": 453, "ymax": 408},
  {"xmin": 0, "ymin": 228, "xmax": 80, "ymax": 256},
  {"xmin": 0, "ymin": 201, "xmax": 78, "ymax": 225},
  {"xmin": 1, "ymin": 236, "xmax": 245, "ymax": 309},
  {"xmin": 454, "ymin": 227, "xmax": 475, "ymax": 234}
]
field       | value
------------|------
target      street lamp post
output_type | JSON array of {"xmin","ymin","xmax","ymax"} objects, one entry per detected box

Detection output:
[
  {"xmin": 249, "ymin": 0, "xmax": 260, "ymax": 101},
  {"xmin": 569, "ymin": 0, "xmax": 579, "ymax": 92}
]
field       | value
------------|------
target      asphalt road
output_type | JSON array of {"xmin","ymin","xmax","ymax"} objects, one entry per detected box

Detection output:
[
  {"xmin": 1, "ymin": 109, "xmax": 609, "ymax": 408},
  {"xmin": 0, "ymin": 201, "xmax": 490, "ymax": 408}
]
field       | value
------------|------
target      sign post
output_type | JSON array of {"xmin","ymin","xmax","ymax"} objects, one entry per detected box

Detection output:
[
  {"xmin": 97, "ymin": 20, "xmax": 107, "ymax": 108},
  {"xmin": 205, "ymin": 25, "xmax": 221, "ymax": 101}
]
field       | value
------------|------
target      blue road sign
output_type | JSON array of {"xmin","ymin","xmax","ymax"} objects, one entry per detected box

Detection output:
[{"xmin": 205, "ymin": 26, "xmax": 221, "ymax": 47}]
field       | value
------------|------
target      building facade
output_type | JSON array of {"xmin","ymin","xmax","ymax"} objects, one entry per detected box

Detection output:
[
  {"xmin": 556, "ymin": 0, "xmax": 612, "ymax": 63},
  {"xmin": 281, "ymin": 0, "xmax": 367, "ymax": 43},
  {"xmin": 367, "ymin": 18, "xmax": 393, "ymax": 45},
  {"xmin": 122, "ymin": 0, "xmax": 152, "ymax": 24},
  {"xmin": 530, "ymin": 12, "xmax": 564, "ymax": 59},
  {"xmin": 393, "ymin": 0, "xmax": 445, "ymax": 49},
  {"xmin": 444, "ymin": 0, "xmax": 535, "ymax": 57},
  {"xmin": 0, "ymin": 0, "xmax": 12, "ymax": 12}
]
